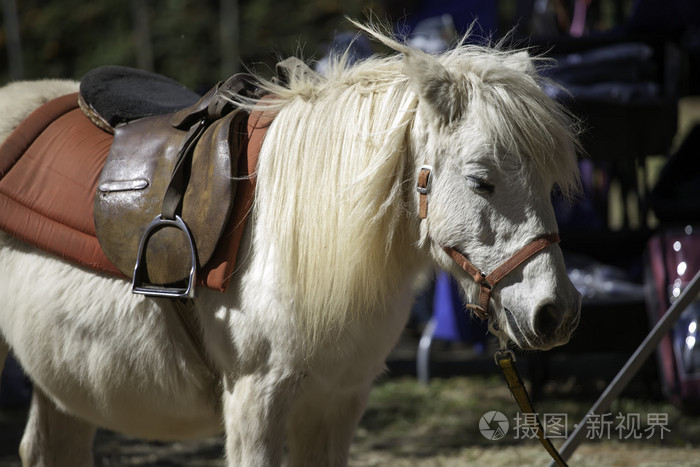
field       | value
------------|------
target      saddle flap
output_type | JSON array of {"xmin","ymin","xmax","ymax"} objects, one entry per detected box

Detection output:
[{"xmin": 94, "ymin": 109, "xmax": 247, "ymax": 284}]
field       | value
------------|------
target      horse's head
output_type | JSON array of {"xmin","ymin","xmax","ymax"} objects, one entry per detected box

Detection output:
[{"xmin": 405, "ymin": 46, "xmax": 581, "ymax": 350}]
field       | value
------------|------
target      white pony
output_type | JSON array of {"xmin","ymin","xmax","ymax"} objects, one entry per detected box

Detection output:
[{"xmin": 0, "ymin": 24, "xmax": 581, "ymax": 466}]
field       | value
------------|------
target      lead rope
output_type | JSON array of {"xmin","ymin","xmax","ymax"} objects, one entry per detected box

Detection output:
[
  {"xmin": 416, "ymin": 165, "xmax": 567, "ymax": 466},
  {"xmin": 496, "ymin": 349, "xmax": 568, "ymax": 467}
]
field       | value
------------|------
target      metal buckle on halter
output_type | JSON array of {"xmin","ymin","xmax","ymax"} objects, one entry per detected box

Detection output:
[
  {"xmin": 416, "ymin": 165, "xmax": 433, "ymax": 195},
  {"xmin": 479, "ymin": 272, "xmax": 492, "ymax": 289}
]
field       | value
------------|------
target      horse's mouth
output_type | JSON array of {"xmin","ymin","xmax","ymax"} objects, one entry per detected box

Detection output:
[
  {"xmin": 503, "ymin": 307, "xmax": 530, "ymax": 349},
  {"xmin": 503, "ymin": 307, "xmax": 568, "ymax": 351}
]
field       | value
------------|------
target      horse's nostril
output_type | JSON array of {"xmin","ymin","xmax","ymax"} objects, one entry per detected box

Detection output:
[{"xmin": 534, "ymin": 304, "xmax": 563, "ymax": 337}]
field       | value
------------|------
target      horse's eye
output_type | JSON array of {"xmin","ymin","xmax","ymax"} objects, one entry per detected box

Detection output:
[{"xmin": 466, "ymin": 175, "xmax": 494, "ymax": 195}]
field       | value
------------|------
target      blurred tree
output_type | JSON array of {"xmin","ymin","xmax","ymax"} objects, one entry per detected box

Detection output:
[
  {"xmin": 220, "ymin": 0, "xmax": 239, "ymax": 77},
  {"xmin": 130, "ymin": 0, "xmax": 154, "ymax": 71},
  {"xmin": 1, "ymin": 0, "xmax": 23, "ymax": 79},
  {"xmin": 0, "ymin": 1, "xmax": 644, "ymax": 89},
  {"xmin": 0, "ymin": 0, "xmax": 372, "ymax": 89}
]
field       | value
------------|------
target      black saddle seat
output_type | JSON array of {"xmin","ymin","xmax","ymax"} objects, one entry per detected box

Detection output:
[{"xmin": 79, "ymin": 65, "xmax": 201, "ymax": 130}]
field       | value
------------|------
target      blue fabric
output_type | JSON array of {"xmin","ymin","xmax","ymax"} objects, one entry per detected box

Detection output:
[
  {"xmin": 433, "ymin": 271, "xmax": 467, "ymax": 341},
  {"xmin": 432, "ymin": 270, "xmax": 489, "ymax": 344}
]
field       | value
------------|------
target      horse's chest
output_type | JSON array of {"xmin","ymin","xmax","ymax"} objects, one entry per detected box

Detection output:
[{"xmin": 314, "ymin": 301, "xmax": 412, "ymax": 386}]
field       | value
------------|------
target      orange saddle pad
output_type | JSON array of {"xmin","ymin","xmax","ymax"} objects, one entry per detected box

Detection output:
[
  {"xmin": 0, "ymin": 93, "xmax": 121, "ymax": 275},
  {"xmin": 0, "ymin": 93, "xmax": 265, "ymax": 292}
]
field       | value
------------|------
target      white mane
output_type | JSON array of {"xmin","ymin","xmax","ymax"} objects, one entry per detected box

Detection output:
[{"xmin": 247, "ymin": 23, "xmax": 580, "ymax": 348}]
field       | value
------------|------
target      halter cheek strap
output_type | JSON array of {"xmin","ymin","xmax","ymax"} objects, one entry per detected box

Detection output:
[{"xmin": 417, "ymin": 165, "xmax": 432, "ymax": 220}]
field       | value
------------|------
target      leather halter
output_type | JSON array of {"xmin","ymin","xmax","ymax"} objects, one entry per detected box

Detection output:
[
  {"xmin": 443, "ymin": 234, "xmax": 560, "ymax": 319},
  {"xmin": 417, "ymin": 165, "xmax": 560, "ymax": 319}
]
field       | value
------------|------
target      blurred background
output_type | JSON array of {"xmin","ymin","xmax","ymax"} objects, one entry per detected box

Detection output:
[{"xmin": 1, "ymin": 1, "xmax": 686, "ymax": 87}]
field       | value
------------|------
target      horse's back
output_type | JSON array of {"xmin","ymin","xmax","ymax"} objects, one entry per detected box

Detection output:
[{"xmin": 0, "ymin": 79, "xmax": 79, "ymax": 144}]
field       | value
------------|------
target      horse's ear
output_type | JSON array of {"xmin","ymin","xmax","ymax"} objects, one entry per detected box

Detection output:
[{"xmin": 404, "ymin": 50, "xmax": 466, "ymax": 127}]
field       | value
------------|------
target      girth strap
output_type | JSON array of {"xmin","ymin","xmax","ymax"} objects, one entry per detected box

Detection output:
[
  {"xmin": 443, "ymin": 233, "xmax": 560, "ymax": 319},
  {"xmin": 173, "ymin": 298, "xmax": 218, "ymax": 377}
]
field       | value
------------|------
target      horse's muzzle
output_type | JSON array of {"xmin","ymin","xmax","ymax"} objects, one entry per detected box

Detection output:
[{"xmin": 531, "ymin": 294, "xmax": 581, "ymax": 349}]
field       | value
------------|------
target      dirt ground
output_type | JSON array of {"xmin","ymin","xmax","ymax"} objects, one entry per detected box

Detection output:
[{"xmin": 2, "ymin": 338, "xmax": 700, "ymax": 466}]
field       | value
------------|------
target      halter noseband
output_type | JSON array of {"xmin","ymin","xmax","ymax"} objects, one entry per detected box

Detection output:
[{"xmin": 417, "ymin": 165, "xmax": 561, "ymax": 319}]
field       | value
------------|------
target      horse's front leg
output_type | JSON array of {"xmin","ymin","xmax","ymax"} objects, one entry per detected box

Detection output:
[
  {"xmin": 19, "ymin": 387, "xmax": 96, "ymax": 467},
  {"xmin": 222, "ymin": 371, "xmax": 302, "ymax": 466},
  {"xmin": 286, "ymin": 381, "xmax": 373, "ymax": 467}
]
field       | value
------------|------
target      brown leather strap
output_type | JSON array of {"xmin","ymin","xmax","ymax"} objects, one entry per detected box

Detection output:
[
  {"xmin": 161, "ymin": 118, "xmax": 208, "ymax": 220},
  {"xmin": 417, "ymin": 165, "xmax": 432, "ymax": 220},
  {"xmin": 487, "ymin": 233, "xmax": 560, "ymax": 286},
  {"xmin": 496, "ymin": 350, "xmax": 568, "ymax": 467},
  {"xmin": 442, "ymin": 246, "xmax": 486, "ymax": 284},
  {"xmin": 443, "ymin": 233, "xmax": 560, "ymax": 319}
]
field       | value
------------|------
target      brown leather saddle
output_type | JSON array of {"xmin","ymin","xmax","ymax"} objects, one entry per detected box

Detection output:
[{"xmin": 80, "ymin": 66, "xmax": 260, "ymax": 298}]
